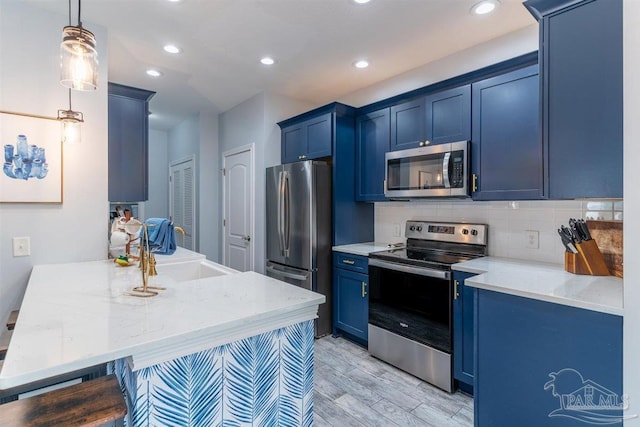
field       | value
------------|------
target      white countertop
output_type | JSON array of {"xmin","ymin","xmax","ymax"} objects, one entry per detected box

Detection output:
[
  {"xmin": 453, "ymin": 257, "xmax": 623, "ymax": 316},
  {"xmin": 332, "ymin": 242, "xmax": 402, "ymax": 256},
  {"xmin": 0, "ymin": 259, "xmax": 324, "ymax": 389}
]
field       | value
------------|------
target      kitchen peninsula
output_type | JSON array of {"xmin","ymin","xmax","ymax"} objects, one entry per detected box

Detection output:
[{"xmin": 0, "ymin": 252, "xmax": 324, "ymax": 426}]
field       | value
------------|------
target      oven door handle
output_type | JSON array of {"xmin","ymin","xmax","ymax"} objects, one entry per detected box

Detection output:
[{"xmin": 369, "ymin": 258, "xmax": 450, "ymax": 280}]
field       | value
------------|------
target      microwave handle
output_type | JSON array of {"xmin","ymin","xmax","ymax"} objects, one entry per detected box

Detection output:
[{"xmin": 442, "ymin": 152, "xmax": 451, "ymax": 189}]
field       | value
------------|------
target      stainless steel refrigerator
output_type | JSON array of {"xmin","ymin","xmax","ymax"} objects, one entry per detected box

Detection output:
[{"xmin": 265, "ymin": 160, "xmax": 332, "ymax": 337}]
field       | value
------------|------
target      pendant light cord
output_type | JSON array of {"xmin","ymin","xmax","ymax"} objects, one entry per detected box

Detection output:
[
  {"xmin": 69, "ymin": 0, "xmax": 82, "ymax": 27},
  {"xmin": 68, "ymin": 89, "xmax": 72, "ymax": 111}
]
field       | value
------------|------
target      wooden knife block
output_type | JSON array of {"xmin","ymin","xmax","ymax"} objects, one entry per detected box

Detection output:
[{"xmin": 565, "ymin": 239, "xmax": 610, "ymax": 276}]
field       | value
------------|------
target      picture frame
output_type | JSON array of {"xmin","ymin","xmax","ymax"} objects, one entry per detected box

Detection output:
[{"xmin": 1, "ymin": 111, "xmax": 63, "ymax": 204}]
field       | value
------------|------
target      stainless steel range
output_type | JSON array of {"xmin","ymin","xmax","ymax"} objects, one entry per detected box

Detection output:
[{"xmin": 368, "ymin": 220, "xmax": 488, "ymax": 392}]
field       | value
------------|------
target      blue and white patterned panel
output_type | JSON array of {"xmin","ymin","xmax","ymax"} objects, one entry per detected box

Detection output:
[{"xmin": 115, "ymin": 320, "xmax": 314, "ymax": 427}]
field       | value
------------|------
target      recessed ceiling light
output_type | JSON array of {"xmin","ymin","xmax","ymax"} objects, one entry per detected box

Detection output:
[
  {"xmin": 260, "ymin": 57, "xmax": 275, "ymax": 65},
  {"xmin": 353, "ymin": 0, "xmax": 371, "ymax": 4},
  {"xmin": 146, "ymin": 69, "xmax": 163, "ymax": 77},
  {"xmin": 471, "ymin": 0, "xmax": 499, "ymax": 15},
  {"xmin": 167, "ymin": 0, "xmax": 181, "ymax": 2},
  {"xmin": 163, "ymin": 44, "xmax": 182, "ymax": 54},
  {"xmin": 354, "ymin": 60, "xmax": 369, "ymax": 69}
]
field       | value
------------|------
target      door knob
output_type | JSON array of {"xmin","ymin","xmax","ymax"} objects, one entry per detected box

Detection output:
[{"xmin": 242, "ymin": 235, "xmax": 251, "ymax": 242}]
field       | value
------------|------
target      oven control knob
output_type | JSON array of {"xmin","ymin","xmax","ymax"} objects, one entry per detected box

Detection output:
[
  {"xmin": 462, "ymin": 228, "xmax": 469, "ymax": 235},
  {"xmin": 409, "ymin": 226, "xmax": 416, "ymax": 231},
  {"xmin": 416, "ymin": 226, "xmax": 422, "ymax": 232},
  {"xmin": 471, "ymin": 229, "xmax": 478, "ymax": 236}
]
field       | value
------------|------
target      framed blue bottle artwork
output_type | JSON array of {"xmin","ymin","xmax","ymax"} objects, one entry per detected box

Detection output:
[{"xmin": 1, "ymin": 112, "xmax": 62, "ymax": 203}]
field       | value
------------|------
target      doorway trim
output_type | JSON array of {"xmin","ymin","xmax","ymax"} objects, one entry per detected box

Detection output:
[
  {"xmin": 222, "ymin": 143, "xmax": 255, "ymax": 270},
  {"xmin": 169, "ymin": 154, "xmax": 197, "ymax": 251}
]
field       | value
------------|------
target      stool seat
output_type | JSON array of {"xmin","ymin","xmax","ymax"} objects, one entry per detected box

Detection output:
[
  {"xmin": 5, "ymin": 311, "xmax": 18, "ymax": 331},
  {"xmin": 0, "ymin": 374, "xmax": 126, "ymax": 427}
]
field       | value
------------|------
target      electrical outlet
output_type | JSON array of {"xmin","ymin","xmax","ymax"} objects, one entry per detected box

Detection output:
[
  {"xmin": 393, "ymin": 223, "xmax": 401, "ymax": 237},
  {"xmin": 13, "ymin": 236, "xmax": 31, "ymax": 257},
  {"xmin": 525, "ymin": 230, "xmax": 539, "ymax": 249}
]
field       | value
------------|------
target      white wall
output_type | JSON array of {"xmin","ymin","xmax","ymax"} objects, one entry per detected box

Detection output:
[
  {"xmin": 0, "ymin": 3, "xmax": 108, "ymax": 322},
  {"xmin": 219, "ymin": 94, "xmax": 265, "ymax": 272},
  {"xmin": 167, "ymin": 114, "xmax": 200, "ymax": 251},
  {"xmin": 218, "ymin": 93, "xmax": 313, "ymax": 273},
  {"xmin": 144, "ymin": 129, "xmax": 169, "ymax": 219},
  {"xmin": 623, "ymin": 0, "xmax": 639, "ymax": 423},
  {"xmin": 199, "ymin": 112, "xmax": 220, "ymax": 262},
  {"xmin": 339, "ymin": 25, "xmax": 538, "ymax": 107}
]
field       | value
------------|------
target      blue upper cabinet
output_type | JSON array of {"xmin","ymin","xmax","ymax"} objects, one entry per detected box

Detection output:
[
  {"xmin": 425, "ymin": 85, "xmax": 471, "ymax": 146},
  {"xmin": 389, "ymin": 98, "xmax": 426, "ymax": 151},
  {"xmin": 471, "ymin": 65, "xmax": 543, "ymax": 200},
  {"xmin": 108, "ymin": 82, "xmax": 155, "ymax": 202},
  {"xmin": 281, "ymin": 112, "xmax": 332, "ymax": 163},
  {"xmin": 356, "ymin": 108, "xmax": 390, "ymax": 201},
  {"xmin": 279, "ymin": 103, "xmax": 374, "ymax": 246},
  {"xmin": 525, "ymin": 0, "xmax": 623, "ymax": 199}
]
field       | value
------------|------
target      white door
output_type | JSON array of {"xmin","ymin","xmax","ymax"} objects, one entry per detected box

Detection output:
[
  {"xmin": 223, "ymin": 145, "xmax": 254, "ymax": 271},
  {"xmin": 169, "ymin": 156, "xmax": 196, "ymax": 250}
]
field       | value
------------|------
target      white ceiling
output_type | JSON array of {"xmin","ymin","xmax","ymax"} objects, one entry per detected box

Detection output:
[{"xmin": 28, "ymin": 0, "xmax": 535, "ymax": 131}]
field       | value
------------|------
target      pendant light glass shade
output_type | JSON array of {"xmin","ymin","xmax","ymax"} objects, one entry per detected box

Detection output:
[
  {"xmin": 60, "ymin": 25, "xmax": 98, "ymax": 91},
  {"xmin": 58, "ymin": 108, "xmax": 84, "ymax": 144}
]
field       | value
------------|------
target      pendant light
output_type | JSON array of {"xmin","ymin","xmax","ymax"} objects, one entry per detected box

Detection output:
[
  {"xmin": 58, "ymin": 89, "xmax": 84, "ymax": 144},
  {"xmin": 60, "ymin": 0, "xmax": 98, "ymax": 91}
]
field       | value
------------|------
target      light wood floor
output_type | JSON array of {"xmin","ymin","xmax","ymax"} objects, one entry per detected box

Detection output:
[{"xmin": 313, "ymin": 335, "xmax": 473, "ymax": 427}]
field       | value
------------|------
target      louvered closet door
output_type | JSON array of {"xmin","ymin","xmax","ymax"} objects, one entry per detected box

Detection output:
[{"xmin": 169, "ymin": 156, "xmax": 195, "ymax": 250}]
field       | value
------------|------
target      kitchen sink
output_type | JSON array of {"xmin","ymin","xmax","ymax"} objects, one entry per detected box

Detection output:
[{"xmin": 156, "ymin": 260, "xmax": 238, "ymax": 282}]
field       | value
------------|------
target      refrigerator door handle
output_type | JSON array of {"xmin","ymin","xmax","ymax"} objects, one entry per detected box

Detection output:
[
  {"xmin": 266, "ymin": 265, "xmax": 308, "ymax": 281},
  {"xmin": 283, "ymin": 171, "xmax": 290, "ymax": 258},
  {"xmin": 278, "ymin": 171, "xmax": 285, "ymax": 256}
]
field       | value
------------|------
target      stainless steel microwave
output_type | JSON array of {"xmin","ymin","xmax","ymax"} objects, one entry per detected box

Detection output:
[{"xmin": 384, "ymin": 140, "xmax": 469, "ymax": 198}]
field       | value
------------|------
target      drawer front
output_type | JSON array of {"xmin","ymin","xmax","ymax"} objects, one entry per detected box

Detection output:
[{"xmin": 333, "ymin": 252, "xmax": 368, "ymax": 274}]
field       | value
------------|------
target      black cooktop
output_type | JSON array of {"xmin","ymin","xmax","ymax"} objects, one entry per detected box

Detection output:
[{"xmin": 369, "ymin": 247, "xmax": 479, "ymax": 270}]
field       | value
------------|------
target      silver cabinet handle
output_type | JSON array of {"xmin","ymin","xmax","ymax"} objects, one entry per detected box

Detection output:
[
  {"xmin": 342, "ymin": 259, "xmax": 356, "ymax": 265},
  {"xmin": 242, "ymin": 235, "xmax": 251, "ymax": 242},
  {"xmin": 361, "ymin": 281, "xmax": 367, "ymax": 298},
  {"xmin": 298, "ymin": 154, "xmax": 307, "ymax": 160}
]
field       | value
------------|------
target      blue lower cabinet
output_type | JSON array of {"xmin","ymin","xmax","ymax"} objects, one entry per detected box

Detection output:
[
  {"xmin": 475, "ymin": 289, "xmax": 623, "ymax": 427},
  {"xmin": 333, "ymin": 253, "xmax": 369, "ymax": 345},
  {"xmin": 453, "ymin": 271, "xmax": 475, "ymax": 394}
]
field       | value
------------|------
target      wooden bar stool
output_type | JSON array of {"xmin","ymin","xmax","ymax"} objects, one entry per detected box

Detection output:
[
  {"xmin": 0, "ymin": 374, "xmax": 126, "ymax": 427},
  {"xmin": 5, "ymin": 311, "xmax": 18, "ymax": 331}
]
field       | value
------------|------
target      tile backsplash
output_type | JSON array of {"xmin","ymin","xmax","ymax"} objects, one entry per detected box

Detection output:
[{"xmin": 374, "ymin": 200, "xmax": 623, "ymax": 265}]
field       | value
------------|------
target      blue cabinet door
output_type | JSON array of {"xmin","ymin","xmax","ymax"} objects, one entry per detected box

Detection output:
[
  {"xmin": 390, "ymin": 98, "xmax": 426, "ymax": 151},
  {"xmin": 281, "ymin": 112, "xmax": 333, "ymax": 163},
  {"xmin": 471, "ymin": 65, "xmax": 543, "ymax": 200},
  {"xmin": 108, "ymin": 83, "xmax": 155, "ymax": 202},
  {"xmin": 453, "ymin": 271, "xmax": 476, "ymax": 393},
  {"xmin": 333, "ymin": 267, "xmax": 368, "ymax": 344},
  {"xmin": 305, "ymin": 113, "xmax": 333, "ymax": 160},
  {"xmin": 281, "ymin": 123, "xmax": 305, "ymax": 163},
  {"xmin": 542, "ymin": 0, "xmax": 622, "ymax": 198},
  {"xmin": 356, "ymin": 108, "xmax": 390, "ymax": 201},
  {"xmin": 475, "ymin": 290, "xmax": 623, "ymax": 427},
  {"xmin": 425, "ymin": 85, "xmax": 471, "ymax": 145}
]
